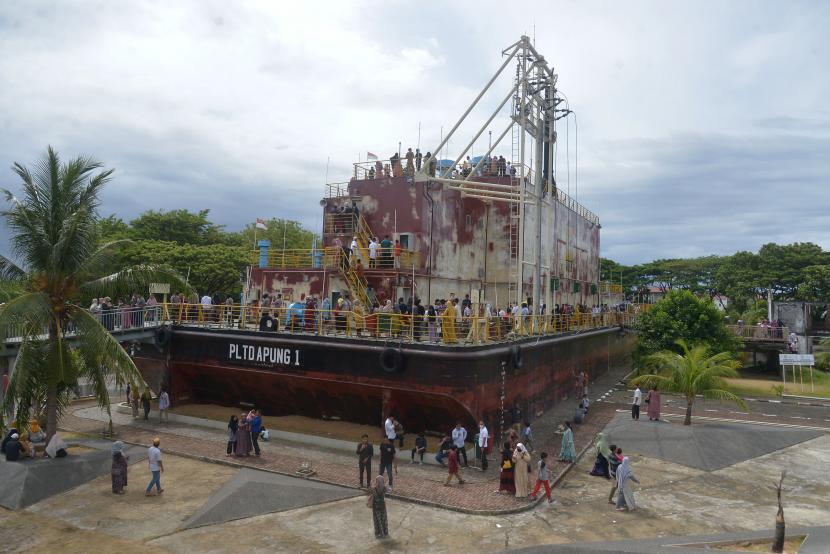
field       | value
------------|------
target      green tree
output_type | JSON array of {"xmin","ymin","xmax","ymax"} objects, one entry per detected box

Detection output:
[
  {"xmin": 97, "ymin": 214, "xmax": 132, "ymax": 241},
  {"xmin": 222, "ymin": 218, "xmax": 318, "ymax": 250},
  {"xmin": 631, "ymin": 340, "xmax": 745, "ymax": 425},
  {"xmin": 116, "ymin": 240, "xmax": 248, "ymax": 299},
  {"xmin": 635, "ymin": 289, "xmax": 738, "ymax": 360},
  {"xmin": 0, "ymin": 147, "xmax": 180, "ymax": 442},
  {"xmin": 130, "ymin": 209, "xmax": 224, "ymax": 245},
  {"xmin": 797, "ymin": 265, "xmax": 830, "ymax": 302}
]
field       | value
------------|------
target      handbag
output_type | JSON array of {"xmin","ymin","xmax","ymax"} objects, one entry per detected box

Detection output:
[{"xmin": 502, "ymin": 460, "xmax": 512, "ymax": 470}]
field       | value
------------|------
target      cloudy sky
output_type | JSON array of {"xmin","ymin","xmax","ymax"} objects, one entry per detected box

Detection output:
[{"xmin": 1, "ymin": 0, "xmax": 828, "ymax": 265}]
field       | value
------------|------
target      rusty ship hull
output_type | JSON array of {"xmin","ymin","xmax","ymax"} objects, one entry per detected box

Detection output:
[{"xmin": 135, "ymin": 326, "xmax": 635, "ymax": 433}]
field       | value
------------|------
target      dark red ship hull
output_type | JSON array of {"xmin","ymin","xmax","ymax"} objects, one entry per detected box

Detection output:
[{"xmin": 134, "ymin": 326, "xmax": 635, "ymax": 434}]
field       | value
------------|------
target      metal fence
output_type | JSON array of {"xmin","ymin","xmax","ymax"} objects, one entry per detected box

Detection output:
[
  {"xmin": 3, "ymin": 306, "xmax": 163, "ymax": 343},
  {"xmin": 727, "ymin": 324, "xmax": 789, "ymax": 342}
]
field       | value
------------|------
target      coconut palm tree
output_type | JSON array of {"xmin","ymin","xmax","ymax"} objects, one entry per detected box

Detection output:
[
  {"xmin": 631, "ymin": 340, "xmax": 746, "ymax": 425},
  {"xmin": 0, "ymin": 146, "xmax": 181, "ymax": 442}
]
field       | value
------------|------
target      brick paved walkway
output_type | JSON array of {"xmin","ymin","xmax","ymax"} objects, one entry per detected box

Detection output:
[{"xmin": 59, "ymin": 372, "xmax": 624, "ymax": 514}]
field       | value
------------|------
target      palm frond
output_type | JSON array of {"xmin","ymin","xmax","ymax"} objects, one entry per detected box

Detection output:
[
  {"xmin": 70, "ymin": 239, "xmax": 134, "ymax": 281},
  {"xmin": 0, "ymin": 255, "xmax": 26, "ymax": 280},
  {"xmin": 68, "ymin": 306, "xmax": 145, "ymax": 413},
  {"xmin": 0, "ymin": 292, "xmax": 52, "ymax": 342},
  {"xmin": 81, "ymin": 264, "xmax": 191, "ymax": 299}
]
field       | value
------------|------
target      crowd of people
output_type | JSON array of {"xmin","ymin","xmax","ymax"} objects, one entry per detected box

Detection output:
[
  {"xmin": 89, "ymin": 293, "xmax": 160, "ymax": 330},
  {"xmin": 359, "ymin": 148, "xmax": 519, "ymax": 181}
]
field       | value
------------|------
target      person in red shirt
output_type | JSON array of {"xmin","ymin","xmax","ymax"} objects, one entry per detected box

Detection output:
[
  {"xmin": 393, "ymin": 239, "xmax": 402, "ymax": 268},
  {"xmin": 444, "ymin": 445, "xmax": 465, "ymax": 486}
]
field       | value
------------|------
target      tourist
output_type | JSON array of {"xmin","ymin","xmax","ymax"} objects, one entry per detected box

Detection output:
[
  {"xmin": 530, "ymin": 452, "xmax": 554, "ymax": 504},
  {"xmin": 380, "ymin": 235, "xmax": 393, "ymax": 268},
  {"xmin": 131, "ymin": 386, "xmax": 140, "ymax": 418},
  {"xmin": 44, "ymin": 433, "xmax": 68, "ymax": 458},
  {"xmin": 410, "ymin": 432, "xmax": 426, "ymax": 464},
  {"xmin": 350, "ymin": 236, "xmax": 359, "ymax": 263},
  {"xmin": 513, "ymin": 443, "xmax": 531, "ymax": 498},
  {"xmin": 435, "ymin": 434, "xmax": 452, "ymax": 466},
  {"xmin": 384, "ymin": 415, "xmax": 397, "ymax": 443},
  {"xmin": 250, "ymin": 409, "xmax": 263, "ymax": 456},
  {"xmin": 394, "ymin": 418, "xmax": 404, "ymax": 448},
  {"xmin": 368, "ymin": 236, "xmax": 378, "ymax": 269},
  {"xmin": 378, "ymin": 438, "xmax": 396, "ymax": 491},
  {"xmin": 405, "ymin": 147, "xmax": 414, "ymax": 172},
  {"xmin": 427, "ymin": 303, "xmax": 438, "ymax": 343},
  {"xmin": 589, "ymin": 432, "xmax": 612, "ymax": 478},
  {"xmin": 259, "ymin": 309, "xmax": 276, "ymax": 332},
  {"xmin": 1, "ymin": 427, "xmax": 18, "ymax": 455},
  {"xmin": 498, "ymin": 441, "xmax": 516, "ymax": 494},
  {"xmin": 235, "ymin": 412, "xmax": 252, "ymax": 456},
  {"xmin": 646, "ymin": 386, "xmax": 661, "ymax": 421},
  {"xmin": 145, "ymin": 438, "xmax": 164, "ymax": 497},
  {"xmin": 444, "ymin": 445, "xmax": 465, "ymax": 486},
  {"xmin": 614, "ymin": 456, "xmax": 640, "ymax": 511},
  {"xmin": 478, "ymin": 421, "xmax": 489, "ymax": 471},
  {"xmin": 158, "ymin": 387, "xmax": 170, "ymax": 424},
  {"xmin": 632, "ymin": 386, "xmax": 642, "ymax": 420},
  {"xmin": 357, "ymin": 434, "xmax": 374, "ymax": 487},
  {"xmin": 393, "ymin": 239, "xmax": 401, "ymax": 268},
  {"xmin": 452, "ymin": 422, "xmax": 468, "ymax": 467},
  {"xmin": 579, "ymin": 394, "xmax": 590, "ymax": 414},
  {"xmin": 111, "ymin": 441, "xmax": 129, "ymax": 494},
  {"xmin": 607, "ymin": 447, "xmax": 624, "ymax": 504},
  {"xmin": 141, "ymin": 390, "xmax": 151, "ymax": 421},
  {"xmin": 226, "ymin": 415, "xmax": 238, "ymax": 456},
  {"xmin": 522, "ymin": 421, "xmax": 534, "ymax": 452},
  {"xmin": 559, "ymin": 421, "xmax": 576, "ymax": 463},
  {"xmin": 3, "ymin": 432, "xmax": 24, "ymax": 461},
  {"xmin": 367, "ymin": 475, "xmax": 389, "ymax": 539},
  {"xmin": 441, "ymin": 299, "xmax": 458, "ymax": 344}
]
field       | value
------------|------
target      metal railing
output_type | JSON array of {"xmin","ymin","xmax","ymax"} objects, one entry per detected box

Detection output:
[
  {"xmin": 251, "ymin": 246, "xmax": 420, "ymax": 272},
  {"xmin": 3, "ymin": 306, "xmax": 164, "ymax": 343},
  {"xmin": 728, "ymin": 324, "xmax": 790, "ymax": 342},
  {"xmin": 553, "ymin": 188, "xmax": 599, "ymax": 225},
  {"xmin": 348, "ymin": 158, "xmax": 535, "ymax": 183},
  {"xmin": 158, "ymin": 303, "xmax": 635, "ymax": 346}
]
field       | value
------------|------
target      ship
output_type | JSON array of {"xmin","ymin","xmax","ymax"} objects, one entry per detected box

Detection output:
[{"xmin": 135, "ymin": 36, "xmax": 636, "ymax": 437}]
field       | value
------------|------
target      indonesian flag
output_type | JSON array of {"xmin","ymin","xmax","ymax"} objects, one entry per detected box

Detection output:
[
  {"xmin": 255, "ymin": 218, "xmax": 268, "ymax": 230},
  {"xmin": 366, "ymin": 152, "xmax": 378, "ymax": 161}
]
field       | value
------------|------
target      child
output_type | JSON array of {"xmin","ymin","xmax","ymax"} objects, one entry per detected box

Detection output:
[
  {"xmin": 521, "ymin": 421, "xmax": 533, "ymax": 452},
  {"xmin": 410, "ymin": 432, "xmax": 427, "ymax": 464},
  {"xmin": 530, "ymin": 452, "xmax": 553, "ymax": 503},
  {"xmin": 444, "ymin": 445, "xmax": 465, "ymax": 486}
]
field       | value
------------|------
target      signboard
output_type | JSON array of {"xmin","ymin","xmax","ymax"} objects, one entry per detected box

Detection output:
[
  {"xmin": 228, "ymin": 342, "xmax": 301, "ymax": 368},
  {"xmin": 779, "ymin": 354, "xmax": 814, "ymax": 366},
  {"xmin": 149, "ymin": 282, "xmax": 171, "ymax": 295}
]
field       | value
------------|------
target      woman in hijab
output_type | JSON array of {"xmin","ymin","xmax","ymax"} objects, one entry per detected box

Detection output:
[
  {"xmin": 367, "ymin": 474, "xmax": 389, "ymax": 539},
  {"xmin": 427, "ymin": 303, "xmax": 438, "ymax": 343},
  {"xmin": 497, "ymin": 441, "xmax": 516, "ymax": 494},
  {"xmin": 111, "ymin": 441, "xmax": 129, "ymax": 494},
  {"xmin": 513, "ymin": 443, "xmax": 531, "ymax": 498},
  {"xmin": 441, "ymin": 300, "xmax": 458, "ymax": 344},
  {"xmin": 646, "ymin": 386, "xmax": 661, "ymax": 421},
  {"xmin": 589, "ymin": 432, "xmax": 612, "ymax": 478},
  {"xmin": 45, "ymin": 433, "xmax": 68, "ymax": 458},
  {"xmin": 1, "ymin": 427, "xmax": 18, "ymax": 454},
  {"xmin": 614, "ymin": 456, "xmax": 640, "ymax": 511},
  {"xmin": 226, "ymin": 415, "xmax": 238, "ymax": 456},
  {"xmin": 379, "ymin": 299, "xmax": 394, "ymax": 336},
  {"xmin": 559, "ymin": 421, "xmax": 576, "ymax": 463},
  {"xmin": 235, "ymin": 412, "xmax": 252, "ymax": 456}
]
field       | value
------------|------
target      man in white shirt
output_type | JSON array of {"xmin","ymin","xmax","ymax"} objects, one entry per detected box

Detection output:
[
  {"xmin": 158, "ymin": 388, "xmax": 170, "ymax": 424},
  {"xmin": 632, "ymin": 386, "xmax": 642, "ymax": 420},
  {"xmin": 350, "ymin": 237, "xmax": 358, "ymax": 262},
  {"xmin": 145, "ymin": 438, "xmax": 164, "ymax": 496},
  {"xmin": 384, "ymin": 416, "xmax": 397, "ymax": 442},
  {"xmin": 478, "ymin": 421, "xmax": 489, "ymax": 471},
  {"xmin": 368, "ymin": 238, "xmax": 378, "ymax": 269},
  {"xmin": 452, "ymin": 422, "xmax": 468, "ymax": 467}
]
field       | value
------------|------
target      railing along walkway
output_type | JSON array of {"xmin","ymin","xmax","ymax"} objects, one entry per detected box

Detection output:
[
  {"xmin": 3, "ymin": 306, "xmax": 163, "ymax": 345},
  {"xmin": 162, "ymin": 303, "xmax": 636, "ymax": 346},
  {"xmin": 727, "ymin": 324, "xmax": 790, "ymax": 342}
]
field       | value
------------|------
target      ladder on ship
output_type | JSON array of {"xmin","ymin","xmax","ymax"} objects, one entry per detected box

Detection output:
[
  {"xmin": 507, "ymin": 70, "xmax": 522, "ymax": 306},
  {"xmin": 338, "ymin": 213, "xmax": 375, "ymax": 309}
]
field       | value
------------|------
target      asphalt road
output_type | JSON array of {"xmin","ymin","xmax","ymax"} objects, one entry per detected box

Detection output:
[{"xmin": 597, "ymin": 385, "xmax": 830, "ymax": 430}]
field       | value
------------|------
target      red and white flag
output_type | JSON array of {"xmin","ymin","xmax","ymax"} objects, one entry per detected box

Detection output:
[
  {"xmin": 255, "ymin": 218, "xmax": 268, "ymax": 230},
  {"xmin": 366, "ymin": 152, "xmax": 378, "ymax": 161}
]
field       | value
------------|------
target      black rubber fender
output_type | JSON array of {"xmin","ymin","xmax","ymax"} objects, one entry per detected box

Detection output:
[
  {"xmin": 379, "ymin": 347, "xmax": 404, "ymax": 373},
  {"xmin": 155, "ymin": 325, "xmax": 172, "ymax": 347},
  {"xmin": 510, "ymin": 344, "xmax": 523, "ymax": 369}
]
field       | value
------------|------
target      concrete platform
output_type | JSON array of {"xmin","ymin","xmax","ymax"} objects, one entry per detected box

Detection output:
[
  {"xmin": 511, "ymin": 525, "xmax": 830, "ymax": 553},
  {"xmin": 602, "ymin": 413, "xmax": 823, "ymax": 470},
  {"xmin": 183, "ymin": 467, "xmax": 360, "ymax": 529},
  {"xmin": 0, "ymin": 440, "xmax": 146, "ymax": 509}
]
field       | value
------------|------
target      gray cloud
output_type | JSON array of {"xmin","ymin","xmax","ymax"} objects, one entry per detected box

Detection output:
[{"xmin": 1, "ymin": 0, "xmax": 828, "ymax": 266}]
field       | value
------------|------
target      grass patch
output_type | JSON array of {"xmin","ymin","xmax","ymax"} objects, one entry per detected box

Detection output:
[{"xmin": 725, "ymin": 370, "xmax": 830, "ymax": 399}]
